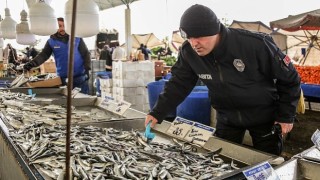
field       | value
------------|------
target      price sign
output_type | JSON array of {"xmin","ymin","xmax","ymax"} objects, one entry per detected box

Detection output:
[
  {"xmin": 98, "ymin": 96, "xmax": 131, "ymax": 115},
  {"xmin": 166, "ymin": 116, "xmax": 194, "ymax": 139},
  {"xmin": 184, "ymin": 122, "xmax": 215, "ymax": 146},
  {"xmin": 311, "ymin": 129, "xmax": 320, "ymax": 148},
  {"xmin": 243, "ymin": 161, "xmax": 280, "ymax": 180},
  {"xmin": 98, "ymin": 96, "xmax": 117, "ymax": 112},
  {"xmin": 114, "ymin": 100, "xmax": 131, "ymax": 115}
]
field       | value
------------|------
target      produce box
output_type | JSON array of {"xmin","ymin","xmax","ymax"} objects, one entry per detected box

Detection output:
[
  {"xmin": 26, "ymin": 77, "xmax": 62, "ymax": 88},
  {"xmin": 154, "ymin": 60, "xmax": 164, "ymax": 78},
  {"xmin": 40, "ymin": 60, "xmax": 56, "ymax": 74}
]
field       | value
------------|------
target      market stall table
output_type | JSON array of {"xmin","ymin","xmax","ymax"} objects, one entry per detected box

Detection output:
[{"xmin": 301, "ymin": 83, "xmax": 320, "ymax": 110}]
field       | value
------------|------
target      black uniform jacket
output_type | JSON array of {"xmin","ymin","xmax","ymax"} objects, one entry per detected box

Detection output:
[{"xmin": 149, "ymin": 25, "xmax": 301, "ymax": 127}]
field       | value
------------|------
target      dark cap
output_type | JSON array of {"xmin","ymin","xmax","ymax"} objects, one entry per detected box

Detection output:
[{"xmin": 179, "ymin": 4, "xmax": 220, "ymax": 38}]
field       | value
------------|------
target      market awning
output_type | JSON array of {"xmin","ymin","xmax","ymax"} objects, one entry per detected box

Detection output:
[
  {"xmin": 270, "ymin": 9, "xmax": 320, "ymax": 66},
  {"xmin": 270, "ymin": 9, "xmax": 320, "ymax": 31},
  {"xmin": 130, "ymin": 33, "xmax": 165, "ymax": 49},
  {"xmin": 229, "ymin": 20, "xmax": 287, "ymax": 51}
]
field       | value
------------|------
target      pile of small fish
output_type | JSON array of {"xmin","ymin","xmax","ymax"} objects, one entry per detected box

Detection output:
[
  {"xmin": 10, "ymin": 124, "xmax": 240, "ymax": 180},
  {"xmin": 0, "ymin": 90, "xmax": 33, "ymax": 102},
  {"xmin": 0, "ymin": 99, "xmax": 120, "ymax": 129}
]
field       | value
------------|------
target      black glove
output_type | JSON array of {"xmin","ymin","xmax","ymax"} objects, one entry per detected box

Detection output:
[{"xmin": 23, "ymin": 62, "xmax": 35, "ymax": 71}]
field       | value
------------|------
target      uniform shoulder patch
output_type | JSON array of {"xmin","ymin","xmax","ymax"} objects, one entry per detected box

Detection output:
[{"xmin": 283, "ymin": 55, "xmax": 291, "ymax": 66}]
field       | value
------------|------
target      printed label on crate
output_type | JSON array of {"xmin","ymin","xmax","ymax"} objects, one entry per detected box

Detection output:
[
  {"xmin": 184, "ymin": 122, "xmax": 215, "ymax": 146},
  {"xmin": 99, "ymin": 96, "xmax": 131, "ymax": 115},
  {"xmin": 311, "ymin": 129, "xmax": 320, "ymax": 147},
  {"xmin": 166, "ymin": 116, "xmax": 194, "ymax": 139},
  {"xmin": 243, "ymin": 161, "xmax": 280, "ymax": 180}
]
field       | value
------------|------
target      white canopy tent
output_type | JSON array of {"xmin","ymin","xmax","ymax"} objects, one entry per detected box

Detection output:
[
  {"xmin": 270, "ymin": 9, "xmax": 320, "ymax": 66},
  {"xmin": 229, "ymin": 20, "xmax": 287, "ymax": 51}
]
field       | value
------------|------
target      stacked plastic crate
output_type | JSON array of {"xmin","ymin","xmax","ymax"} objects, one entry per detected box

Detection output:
[
  {"xmin": 99, "ymin": 73, "xmax": 113, "ymax": 98},
  {"xmin": 112, "ymin": 61, "xmax": 155, "ymax": 113}
]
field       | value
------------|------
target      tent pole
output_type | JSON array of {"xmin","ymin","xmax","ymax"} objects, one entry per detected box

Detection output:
[{"xmin": 125, "ymin": 7, "xmax": 132, "ymax": 60}]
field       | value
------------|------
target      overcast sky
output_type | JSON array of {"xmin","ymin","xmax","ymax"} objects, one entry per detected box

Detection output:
[{"xmin": 1, "ymin": 0, "xmax": 319, "ymax": 50}]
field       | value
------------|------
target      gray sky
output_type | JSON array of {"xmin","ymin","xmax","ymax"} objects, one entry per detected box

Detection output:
[{"xmin": 1, "ymin": 0, "xmax": 319, "ymax": 49}]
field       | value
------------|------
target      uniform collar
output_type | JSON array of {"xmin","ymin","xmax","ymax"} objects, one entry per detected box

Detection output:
[{"xmin": 208, "ymin": 24, "xmax": 228, "ymax": 59}]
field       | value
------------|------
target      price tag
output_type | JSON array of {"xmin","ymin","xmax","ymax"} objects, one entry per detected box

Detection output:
[
  {"xmin": 166, "ymin": 116, "xmax": 194, "ymax": 139},
  {"xmin": 98, "ymin": 96, "xmax": 131, "ymax": 115},
  {"xmin": 311, "ymin": 129, "xmax": 320, "ymax": 148},
  {"xmin": 99, "ymin": 96, "xmax": 117, "ymax": 112},
  {"xmin": 114, "ymin": 100, "xmax": 131, "ymax": 115},
  {"xmin": 184, "ymin": 122, "xmax": 215, "ymax": 146},
  {"xmin": 243, "ymin": 161, "xmax": 280, "ymax": 180}
]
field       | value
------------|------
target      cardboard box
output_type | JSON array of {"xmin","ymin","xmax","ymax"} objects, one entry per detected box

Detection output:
[
  {"xmin": 0, "ymin": 62, "xmax": 4, "ymax": 71},
  {"xmin": 40, "ymin": 60, "xmax": 56, "ymax": 74},
  {"xmin": 26, "ymin": 77, "xmax": 62, "ymax": 88},
  {"xmin": 154, "ymin": 60, "xmax": 164, "ymax": 77},
  {"xmin": 25, "ymin": 67, "xmax": 41, "ymax": 77}
]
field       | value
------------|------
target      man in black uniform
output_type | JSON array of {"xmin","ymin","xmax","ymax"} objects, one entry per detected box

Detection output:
[{"xmin": 145, "ymin": 4, "xmax": 301, "ymax": 155}]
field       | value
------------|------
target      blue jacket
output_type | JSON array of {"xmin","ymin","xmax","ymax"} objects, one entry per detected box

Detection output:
[
  {"xmin": 31, "ymin": 32, "xmax": 91, "ymax": 78},
  {"xmin": 48, "ymin": 37, "xmax": 84, "ymax": 78}
]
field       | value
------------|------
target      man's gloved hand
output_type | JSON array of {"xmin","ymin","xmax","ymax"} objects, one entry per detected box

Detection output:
[{"xmin": 23, "ymin": 61, "xmax": 35, "ymax": 71}]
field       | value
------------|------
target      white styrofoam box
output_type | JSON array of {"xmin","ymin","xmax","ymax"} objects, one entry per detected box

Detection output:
[
  {"xmin": 113, "ymin": 61, "xmax": 138, "ymax": 71},
  {"xmin": 101, "ymin": 87, "xmax": 112, "ymax": 93},
  {"xmin": 112, "ymin": 71, "xmax": 155, "ymax": 81},
  {"xmin": 114, "ymin": 94, "xmax": 148, "ymax": 105},
  {"xmin": 142, "ymin": 71, "xmax": 155, "ymax": 78},
  {"xmin": 137, "ymin": 61, "xmax": 155, "ymax": 71},
  {"xmin": 113, "ymin": 78, "xmax": 155, "ymax": 88},
  {"xmin": 113, "ymin": 78, "xmax": 145, "ymax": 88},
  {"xmin": 113, "ymin": 60, "xmax": 155, "ymax": 71},
  {"xmin": 99, "ymin": 79, "xmax": 113, "ymax": 88},
  {"xmin": 113, "ymin": 87, "xmax": 147, "ymax": 96},
  {"xmin": 100, "ymin": 78, "xmax": 113, "ymax": 88},
  {"xmin": 113, "ymin": 70, "xmax": 141, "ymax": 80},
  {"xmin": 112, "ymin": 65, "xmax": 155, "ymax": 80}
]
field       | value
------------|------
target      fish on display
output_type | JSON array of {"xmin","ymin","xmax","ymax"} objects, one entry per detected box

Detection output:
[{"xmin": 9, "ymin": 124, "xmax": 240, "ymax": 179}]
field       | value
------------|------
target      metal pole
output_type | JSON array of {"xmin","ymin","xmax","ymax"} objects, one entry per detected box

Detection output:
[
  {"xmin": 65, "ymin": 0, "xmax": 77, "ymax": 179},
  {"xmin": 125, "ymin": 7, "xmax": 132, "ymax": 60}
]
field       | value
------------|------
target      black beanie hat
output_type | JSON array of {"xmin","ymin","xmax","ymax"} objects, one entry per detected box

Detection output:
[{"xmin": 180, "ymin": 4, "xmax": 220, "ymax": 38}]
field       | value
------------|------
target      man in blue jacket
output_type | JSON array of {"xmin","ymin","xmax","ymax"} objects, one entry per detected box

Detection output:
[
  {"xmin": 145, "ymin": 4, "xmax": 301, "ymax": 155},
  {"xmin": 24, "ymin": 17, "xmax": 91, "ymax": 94}
]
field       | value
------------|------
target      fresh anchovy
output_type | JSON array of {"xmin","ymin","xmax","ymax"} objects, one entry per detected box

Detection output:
[{"xmin": 8, "ymin": 122, "xmax": 241, "ymax": 179}]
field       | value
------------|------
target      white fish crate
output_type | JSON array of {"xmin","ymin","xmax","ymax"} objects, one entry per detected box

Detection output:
[
  {"xmin": 100, "ymin": 91, "xmax": 112, "ymax": 99},
  {"xmin": 99, "ymin": 78, "xmax": 113, "ymax": 89},
  {"xmin": 113, "ymin": 94, "xmax": 148, "ymax": 106},
  {"xmin": 100, "ymin": 87, "xmax": 112, "ymax": 93},
  {"xmin": 113, "ymin": 60, "xmax": 154, "ymax": 71},
  {"xmin": 112, "ymin": 87, "xmax": 147, "ymax": 96},
  {"xmin": 112, "ymin": 61, "xmax": 155, "ymax": 79}
]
